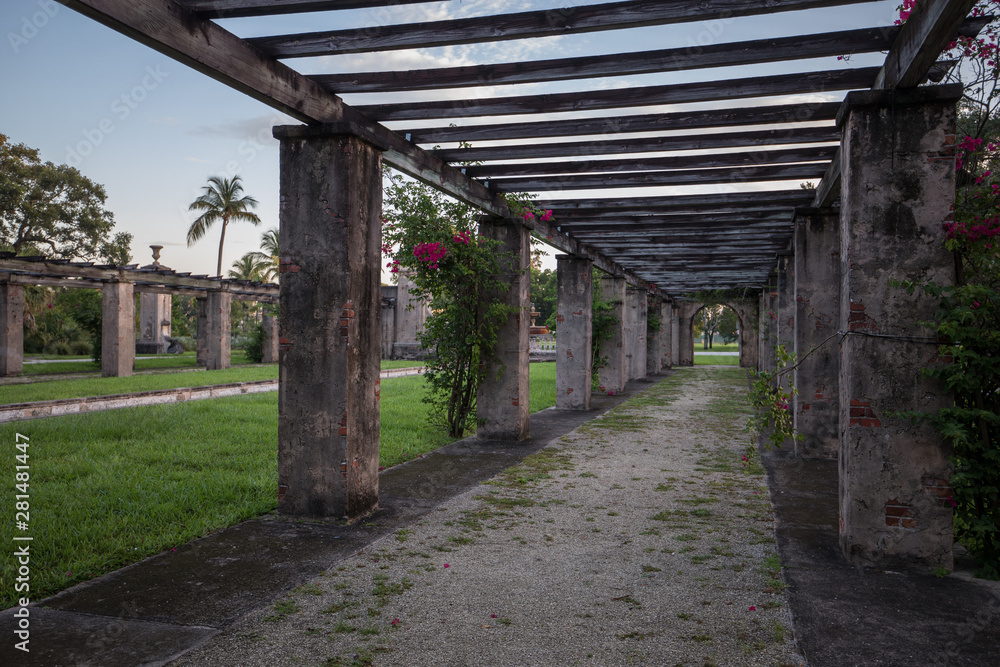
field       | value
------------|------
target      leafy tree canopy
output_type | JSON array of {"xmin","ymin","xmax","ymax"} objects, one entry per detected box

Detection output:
[{"xmin": 0, "ymin": 134, "xmax": 130, "ymax": 263}]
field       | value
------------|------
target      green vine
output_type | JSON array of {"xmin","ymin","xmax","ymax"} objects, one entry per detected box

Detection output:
[
  {"xmin": 745, "ymin": 344, "xmax": 801, "ymax": 453},
  {"xmin": 590, "ymin": 269, "xmax": 621, "ymax": 394}
]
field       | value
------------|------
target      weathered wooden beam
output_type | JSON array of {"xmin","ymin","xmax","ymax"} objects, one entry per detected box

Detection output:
[
  {"xmin": 434, "ymin": 126, "xmax": 840, "ymax": 164},
  {"xmin": 875, "ymin": 0, "xmax": 979, "ymax": 89},
  {"xmin": 464, "ymin": 146, "xmax": 837, "ymax": 179},
  {"xmin": 539, "ymin": 190, "xmax": 815, "ymax": 215},
  {"xmin": 320, "ymin": 27, "xmax": 898, "ymax": 93},
  {"xmin": 406, "ymin": 102, "xmax": 842, "ymax": 145},
  {"xmin": 175, "ymin": 0, "xmax": 428, "ymax": 18},
  {"xmin": 490, "ymin": 163, "xmax": 830, "ymax": 192},
  {"xmin": 56, "ymin": 0, "xmax": 508, "ymax": 218},
  {"xmin": 250, "ymin": 0, "xmax": 884, "ymax": 57}
]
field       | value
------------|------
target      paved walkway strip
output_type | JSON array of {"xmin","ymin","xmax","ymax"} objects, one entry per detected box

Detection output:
[
  {"xmin": 176, "ymin": 367, "xmax": 803, "ymax": 666},
  {"xmin": 0, "ymin": 367, "xmax": 424, "ymax": 423}
]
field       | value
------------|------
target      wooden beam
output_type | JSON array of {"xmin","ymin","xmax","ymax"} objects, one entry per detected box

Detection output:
[
  {"xmin": 318, "ymin": 27, "xmax": 898, "ymax": 93},
  {"xmin": 463, "ymin": 146, "xmax": 837, "ymax": 179},
  {"xmin": 433, "ymin": 126, "xmax": 840, "ymax": 164},
  {"xmin": 56, "ymin": 0, "xmax": 508, "ymax": 218},
  {"xmin": 250, "ymin": 0, "xmax": 884, "ymax": 57},
  {"xmin": 489, "ymin": 163, "xmax": 830, "ymax": 192},
  {"xmin": 538, "ymin": 191, "xmax": 815, "ymax": 215},
  {"xmin": 175, "ymin": 0, "xmax": 428, "ymax": 19},
  {"xmin": 875, "ymin": 0, "xmax": 979, "ymax": 89},
  {"xmin": 405, "ymin": 101, "xmax": 842, "ymax": 145}
]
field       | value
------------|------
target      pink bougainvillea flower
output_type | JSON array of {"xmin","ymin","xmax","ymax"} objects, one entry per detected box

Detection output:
[
  {"xmin": 608, "ymin": 390, "xmax": 614, "ymax": 396},
  {"xmin": 748, "ymin": 606, "xmax": 757, "ymax": 611},
  {"xmin": 443, "ymin": 563, "xmax": 450, "ymax": 568},
  {"xmin": 391, "ymin": 618, "xmax": 401, "ymax": 627},
  {"xmin": 490, "ymin": 614, "xmax": 498, "ymax": 619},
  {"xmin": 540, "ymin": 209, "xmax": 554, "ymax": 222},
  {"xmin": 947, "ymin": 496, "xmax": 958, "ymax": 508}
]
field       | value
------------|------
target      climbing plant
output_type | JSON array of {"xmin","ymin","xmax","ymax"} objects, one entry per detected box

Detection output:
[
  {"xmin": 744, "ymin": 344, "xmax": 801, "ymax": 454},
  {"xmin": 590, "ymin": 268, "xmax": 621, "ymax": 394},
  {"xmin": 383, "ymin": 171, "xmax": 541, "ymax": 437}
]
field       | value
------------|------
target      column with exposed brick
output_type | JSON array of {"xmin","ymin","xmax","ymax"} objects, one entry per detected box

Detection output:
[
  {"xmin": 646, "ymin": 295, "xmax": 662, "ymax": 375},
  {"xmin": 677, "ymin": 301, "xmax": 699, "ymax": 367},
  {"xmin": 626, "ymin": 286, "xmax": 647, "ymax": 380},
  {"xmin": 838, "ymin": 85, "xmax": 961, "ymax": 570},
  {"xmin": 793, "ymin": 208, "xmax": 840, "ymax": 459},
  {"xmin": 597, "ymin": 275, "xmax": 626, "ymax": 394},
  {"xmin": 478, "ymin": 218, "xmax": 530, "ymax": 440},
  {"xmin": 261, "ymin": 313, "xmax": 279, "ymax": 363},
  {"xmin": 101, "ymin": 278, "xmax": 134, "ymax": 377},
  {"xmin": 555, "ymin": 255, "xmax": 592, "ymax": 410},
  {"xmin": 658, "ymin": 298, "xmax": 673, "ymax": 369},
  {"xmin": 204, "ymin": 288, "xmax": 231, "ymax": 371},
  {"xmin": 0, "ymin": 279, "xmax": 24, "ymax": 377},
  {"xmin": 273, "ymin": 123, "xmax": 384, "ymax": 519},
  {"xmin": 738, "ymin": 300, "xmax": 759, "ymax": 369}
]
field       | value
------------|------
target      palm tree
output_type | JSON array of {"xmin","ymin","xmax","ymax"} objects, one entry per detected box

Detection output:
[
  {"xmin": 187, "ymin": 175, "xmax": 261, "ymax": 277},
  {"xmin": 249, "ymin": 227, "xmax": 279, "ymax": 282},
  {"xmin": 228, "ymin": 252, "xmax": 270, "ymax": 282}
]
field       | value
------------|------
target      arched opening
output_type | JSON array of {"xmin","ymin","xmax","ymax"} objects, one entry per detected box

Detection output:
[
  {"xmin": 677, "ymin": 300, "xmax": 758, "ymax": 369},
  {"xmin": 691, "ymin": 304, "xmax": 741, "ymax": 365}
]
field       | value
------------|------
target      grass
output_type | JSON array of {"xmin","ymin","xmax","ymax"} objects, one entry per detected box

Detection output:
[
  {"xmin": 0, "ymin": 363, "xmax": 556, "ymax": 609},
  {"xmin": 693, "ymin": 354, "xmax": 740, "ymax": 366},
  {"xmin": 3, "ymin": 359, "xmax": 427, "ymax": 405},
  {"xmin": 22, "ymin": 350, "xmax": 256, "ymax": 376}
]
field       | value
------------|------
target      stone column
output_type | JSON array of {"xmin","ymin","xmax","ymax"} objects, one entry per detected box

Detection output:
[
  {"xmin": 101, "ymin": 279, "xmax": 134, "ymax": 377},
  {"xmin": 196, "ymin": 297, "xmax": 208, "ymax": 366},
  {"xmin": 261, "ymin": 313, "xmax": 279, "ymax": 363},
  {"xmin": 738, "ymin": 301, "xmax": 759, "ymax": 369},
  {"xmin": 393, "ymin": 268, "xmax": 428, "ymax": 360},
  {"xmin": 677, "ymin": 301, "xmax": 698, "ymax": 367},
  {"xmin": 478, "ymin": 218, "xmax": 530, "ymax": 441},
  {"xmin": 646, "ymin": 296, "xmax": 662, "ymax": 375},
  {"xmin": 139, "ymin": 292, "xmax": 171, "ymax": 353},
  {"xmin": 670, "ymin": 303, "xmax": 679, "ymax": 369},
  {"xmin": 273, "ymin": 123, "xmax": 385, "ymax": 519},
  {"xmin": 626, "ymin": 287, "xmax": 647, "ymax": 380},
  {"xmin": 597, "ymin": 275, "xmax": 626, "ymax": 394},
  {"xmin": 555, "ymin": 255, "xmax": 592, "ymax": 410},
  {"xmin": 0, "ymin": 280, "xmax": 24, "ymax": 377},
  {"xmin": 658, "ymin": 299, "xmax": 672, "ymax": 369},
  {"xmin": 760, "ymin": 280, "xmax": 778, "ymax": 373},
  {"xmin": 794, "ymin": 208, "xmax": 840, "ymax": 459},
  {"xmin": 204, "ymin": 289, "xmax": 231, "ymax": 371},
  {"xmin": 838, "ymin": 85, "xmax": 961, "ymax": 570}
]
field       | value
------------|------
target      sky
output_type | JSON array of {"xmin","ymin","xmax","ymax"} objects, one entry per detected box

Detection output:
[{"xmin": 0, "ymin": 0, "xmax": 904, "ymax": 277}]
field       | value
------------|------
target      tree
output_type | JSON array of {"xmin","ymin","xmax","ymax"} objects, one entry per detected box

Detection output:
[
  {"xmin": 718, "ymin": 306, "xmax": 740, "ymax": 345},
  {"xmin": 249, "ymin": 227, "xmax": 279, "ymax": 282},
  {"xmin": 530, "ymin": 265, "xmax": 557, "ymax": 330},
  {"xmin": 1, "ymin": 133, "xmax": 127, "ymax": 261},
  {"xmin": 228, "ymin": 252, "xmax": 270, "ymax": 281},
  {"xmin": 697, "ymin": 304, "xmax": 725, "ymax": 349},
  {"xmin": 186, "ymin": 175, "xmax": 261, "ymax": 277}
]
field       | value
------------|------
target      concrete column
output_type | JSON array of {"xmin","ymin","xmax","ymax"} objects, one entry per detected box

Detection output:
[
  {"xmin": 761, "ymin": 282, "xmax": 778, "ymax": 373},
  {"xmin": 0, "ymin": 280, "xmax": 24, "ymax": 377},
  {"xmin": 261, "ymin": 313, "xmax": 279, "ymax": 363},
  {"xmin": 478, "ymin": 218, "xmax": 530, "ymax": 441},
  {"xmin": 597, "ymin": 275, "xmax": 626, "ymax": 394},
  {"xmin": 738, "ymin": 301, "xmax": 759, "ymax": 369},
  {"xmin": 646, "ymin": 296, "xmax": 662, "ymax": 375},
  {"xmin": 139, "ymin": 292, "xmax": 171, "ymax": 353},
  {"xmin": 393, "ymin": 268, "xmax": 428, "ymax": 359},
  {"xmin": 794, "ymin": 208, "xmax": 840, "ymax": 459},
  {"xmin": 670, "ymin": 303, "xmax": 679, "ymax": 369},
  {"xmin": 625, "ymin": 287, "xmax": 647, "ymax": 380},
  {"xmin": 659, "ymin": 299, "xmax": 673, "ymax": 369},
  {"xmin": 555, "ymin": 255, "xmax": 592, "ymax": 410},
  {"xmin": 204, "ymin": 289, "xmax": 231, "ymax": 371},
  {"xmin": 196, "ymin": 297, "xmax": 208, "ymax": 366},
  {"xmin": 677, "ymin": 301, "xmax": 698, "ymax": 367},
  {"xmin": 101, "ymin": 279, "xmax": 134, "ymax": 377},
  {"xmin": 838, "ymin": 85, "xmax": 961, "ymax": 570},
  {"xmin": 273, "ymin": 123, "xmax": 385, "ymax": 519}
]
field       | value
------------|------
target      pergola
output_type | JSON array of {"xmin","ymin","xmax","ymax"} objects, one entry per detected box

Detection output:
[{"xmin": 35, "ymin": 0, "xmax": 978, "ymax": 571}]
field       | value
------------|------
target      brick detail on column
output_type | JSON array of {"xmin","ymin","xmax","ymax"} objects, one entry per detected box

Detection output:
[
  {"xmin": 849, "ymin": 399, "xmax": 882, "ymax": 428},
  {"xmin": 847, "ymin": 301, "xmax": 878, "ymax": 332},
  {"xmin": 921, "ymin": 476, "xmax": 955, "ymax": 507},
  {"xmin": 885, "ymin": 498, "xmax": 917, "ymax": 529}
]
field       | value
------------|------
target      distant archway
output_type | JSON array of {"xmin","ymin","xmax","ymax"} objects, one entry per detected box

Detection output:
[{"xmin": 677, "ymin": 299, "xmax": 758, "ymax": 368}]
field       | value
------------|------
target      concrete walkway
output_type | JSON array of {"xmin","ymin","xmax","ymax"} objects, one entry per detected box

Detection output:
[{"xmin": 2, "ymin": 368, "xmax": 998, "ymax": 666}]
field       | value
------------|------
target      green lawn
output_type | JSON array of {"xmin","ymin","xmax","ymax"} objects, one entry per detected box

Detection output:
[
  {"xmin": 694, "ymin": 355, "xmax": 740, "ymax": 366},
  {"xmin": 0, "ymin": 362, "xmax": 554, "ymax": 608},
  {"xmin": 22, "ymin": 350, "xmax": 254, "ymax": 376}
]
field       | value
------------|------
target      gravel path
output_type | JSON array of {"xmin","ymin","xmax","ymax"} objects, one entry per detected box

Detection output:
[{"xmin": 175, "ymin": 367, "xmax": 804, "ymax": 667}]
